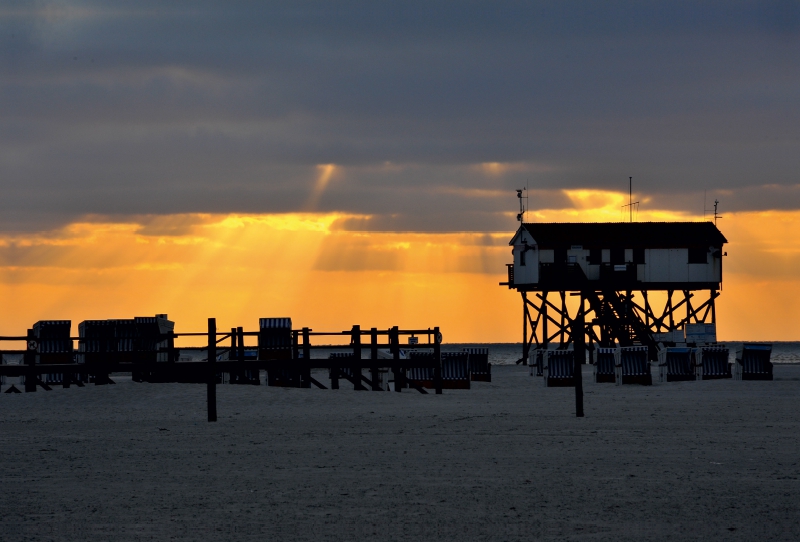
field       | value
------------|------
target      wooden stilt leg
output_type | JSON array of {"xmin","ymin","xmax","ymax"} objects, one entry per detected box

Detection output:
[{"xmin": 207, "ymin": 318, "xmax": 217, "ymax": 422}]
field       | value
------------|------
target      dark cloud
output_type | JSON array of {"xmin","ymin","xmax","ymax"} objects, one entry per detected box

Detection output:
[{"xmin": 1, "ymin": 1, "xmax": 799, "ymax": 231}]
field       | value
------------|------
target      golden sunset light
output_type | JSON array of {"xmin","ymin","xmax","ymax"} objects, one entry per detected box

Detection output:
[
  {"xmin": 1, "ymin": 198, "xmax": 797, "ymax": 342},
  {"xmin": 5, "ymin": 4, "xmax": 800, "ymax": 535}
]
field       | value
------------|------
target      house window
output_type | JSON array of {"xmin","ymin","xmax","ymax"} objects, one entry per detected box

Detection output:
[
  {"xmin": 633, "ymin": 248, "xmax": 645, "ymax": 264},
  {"xmin": 610, "ymin": 248, "xmax": 625, "ymax": 264},
  {"xmin": 588, "ymin": 249, "xmax": 601, "ymax": 265},
  {"xmin": 520, "ymin": 249, "xmax": 526, "ymax": 266},
  {"xmin": 688, "ymin": 248, "xmax": 708, "ymax": 264},
  {"xmin": 555, "ymin": 247, "xmax": 567, "ymax": 263}
]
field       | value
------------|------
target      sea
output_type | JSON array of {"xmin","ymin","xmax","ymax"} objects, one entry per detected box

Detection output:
[
  {"xmin": 219, "ymin": 342, "xmax": 800, "ymax": 366},
  {"xmin": 17, "ymin": 341, "xmax": 789, "ymax": 366},
  {"xmin": 447, "ymin": 342, "xmax": 800, "ymax": 366}
]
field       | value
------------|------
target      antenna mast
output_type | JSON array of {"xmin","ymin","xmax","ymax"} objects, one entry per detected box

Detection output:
[
  {"xmin": 713, "ymin": 199, "xmax": 723, "ymax": 226},
  {"xmin": 621, "ymin": 176, "xmax": 640, "ymax": 222},
  {"xmin": 516, "ymin": 187, "xmax": 528, "ymax": 224},
  {"xmin": 704, "ymin": 195, "xmax": 722, "ymax": 225}
]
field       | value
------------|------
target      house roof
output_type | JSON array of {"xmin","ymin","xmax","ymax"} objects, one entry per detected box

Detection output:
[{"xmin": 513, "ymin": 222, "xmax": 727, "ymax": 248}]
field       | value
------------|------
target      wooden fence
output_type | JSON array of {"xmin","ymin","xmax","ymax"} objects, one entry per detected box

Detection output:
[{"xmin": 0, "ymin": 319, "xmax": 444, "ymax": 422}]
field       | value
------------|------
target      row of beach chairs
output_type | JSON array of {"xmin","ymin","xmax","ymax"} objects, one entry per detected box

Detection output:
[
  {"xmin": 535, "ymin": 346, "xmax": 653, "ymax": 387},
  {"xmin": 657, "ymin": 343, "xmax": 773, "ymax": 382},
  {"xmin": 592, "ymin": 346, "xmax": 652, "ymax": 385},
  {"xmin": 325, "ymin": 348, "xmax": 491, "ymax": 391},
  {"xmin": 529, "ymin": 343, "xmax": 773, "ymax": 387}
]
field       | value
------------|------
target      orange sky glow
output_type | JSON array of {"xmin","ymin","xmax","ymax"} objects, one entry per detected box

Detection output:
[{"xmin": 1, "ymin": 189, "xmax": 798, "ymax": 343}]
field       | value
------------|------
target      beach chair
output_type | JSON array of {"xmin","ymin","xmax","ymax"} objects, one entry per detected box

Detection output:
[
  {"xmin": 226, "ymin": 348, "xmax": 260, "ymax": 385},
  {"xmin": 615, "ymin": 346, "xmax": 652, "ymax": 385},
  {"xmin": 694, "ymin": 346, "xmax": 731, "ymax": 380},
  {"xmin": 328, "ymin": 352, "xmax": 366, "ymax": 389},
  {"xmin": 33, "ymin": 320, "xmax": 78, "ymax": 386},
  {"xmin": 543, "ymin": 349, "xmax": 575, "ymax": 387},
  {"xmin": 1, "ymin": 353, "xmax": 23, "ymax": 393},
  {"xmin": 78, "ymin": 320, "xmax": 115, "ymax": 382},
  {"xmin": 259, "ymin": 318, "xmax": 300, "ymax": 387},
  {"xmin": 407, "ymin": 351, "xmax": 435, "ymax": 389},
  {"xmin": 463, "ymin": 347, "xmax": 491, "ymax": 382},
  {"xmin": 441, "ymin": 352, "xmax": 470, "ymax": 389},
  {"xmin": 657, "ymin": 347, "xmax": 695, "ymax": 382},
  {"xmin": 733, "ymin": 343, "xmax": 772, "ymax": 381},
  {"xmin": 131, "ymin": 316, "xmax": 175, "ymax": 382},
  {"xmin": 593, "ymin": 347, "xmax": 616, "ymax": 383},
  {"xmin": 528, "ymin": 348, "xmax": 545, "ymax": 377}
]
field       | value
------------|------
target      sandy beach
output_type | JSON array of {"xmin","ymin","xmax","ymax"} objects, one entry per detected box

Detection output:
[{"xmin": 2, "ymin": 364, "xmax": 800, "ymax": 541}]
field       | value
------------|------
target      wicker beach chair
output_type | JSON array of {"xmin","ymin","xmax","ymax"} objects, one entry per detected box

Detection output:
[
  {"xmin": 406, "ymin": 351, "xmax": 435, "ymax": 389},
  {"xmin": 328, "ymin": 352, "xmax": 362, "ymax": 387},
  {"xmin": 1, "ymin": 354, "xmax": 23, "ymax": 392},
  {"xmin": 131, "ymin": 316, "xmax": 175, "ymax": 382},
  {"xmin": 78, "ymin": 319, "xmax": 115, "ymax": 382},
  {"xmin": 463, "ymin": 347, "xmax": 491, "ymax": 382},
  {"xmin": 259, "ymin": 318, "xmax": 300, "ymax": 387},
  {"xmin": 543, "ymin": 349, "xmax": 575, "ymax": 387},
  {"xmin": 694, "ymin": 346, "xmax": 731, "ymax": 380},
  {"xmin": 528, "ymin": 348, "xmax": 545, "ymax": 377},
  {"xmin": 33, "ymin": 320, "xmax": 77, "ymax": 386},
  {"xmin": 441, "ymin": 352, "xmax": 470, "ymax": 389},
  {"xmin": 657, "ymin": 347, "xmax": 695, "ymax": 382},
  {"xmin": 593, "ymin": 347, "xmax": 616, "ymax": 383},
  {"xmin": 226, "ymin": 348, "xmax": 260, "ymax": 384},
  {"xmin": 734, "ymin": 343, "xmax": 773, "ymax": 381},
  {"xmin": 614, "ymin": 346, "xmax": 652, "ymax": 385}
]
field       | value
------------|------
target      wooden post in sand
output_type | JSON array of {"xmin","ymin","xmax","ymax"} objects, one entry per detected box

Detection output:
[
  {"xmin": 230, "ymin": 327, "xmax": 238, "ymax": 384},
  {"xmin": 391, "ymin": 327, "xmax": 402, "ymax": 392},
  {"xmin": 237, "ymin": 327, "xmax": 251, "ymax": 385},
  {"xmin": 433, "ymin": 327, "xmax": 442, "ymax": 394},
  {"xmin": 24, "ymin": 329, "xmax": 36, "ymax": 392},
  {"xmin": 370, "ymin": 328, "xmax": 380, "ymax": 391},
  {"xmin": 351, "ymin": 325, "xmax": 363, "ymax": 391},
  {"xmin": 167, "ymin": 330, "xmax": 176, "ymax": 382},
  {"xmin": 573, "ymin": 299, "xmax": 585, "ymax": 418},
  {"xmin": 207, "ymin": 318, "xmax": 217, "ymax": 422},
  {"xmin": 301, "ymin": 328, "xmax": 311, "ymax": 388}
]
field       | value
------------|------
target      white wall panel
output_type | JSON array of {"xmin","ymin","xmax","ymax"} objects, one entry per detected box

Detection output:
[{"xmin": 668, "ymin": 249, "xmax": 689, "ymax": 282}]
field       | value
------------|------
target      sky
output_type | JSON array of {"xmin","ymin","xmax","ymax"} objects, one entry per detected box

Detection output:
[{"xmin": 1, "ymin": 1, "xmax": 799, "ymax": 342}]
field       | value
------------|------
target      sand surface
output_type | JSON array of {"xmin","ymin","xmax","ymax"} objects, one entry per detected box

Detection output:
[{"xmin": 2, "ymin": 365, "xmax": 800, "ymax": 541}]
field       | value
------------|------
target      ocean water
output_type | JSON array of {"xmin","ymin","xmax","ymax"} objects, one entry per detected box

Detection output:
[
  {"xmin": 11, "ymin": 342, "xmax": 790, "ymax": 367},
  {"xmin": 266, "ymin": 342, "xmax": 800, "ymax": 366},
  {"xmin": 447, "ymin": 342, "xmax": 800, "ymax": 366}
]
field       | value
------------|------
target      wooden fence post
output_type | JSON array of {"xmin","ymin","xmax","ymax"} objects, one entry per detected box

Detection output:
[
  {"xmin": 301, "ymin": 328, "xmax": 311, "ymax": 388},
  {"xmin": 351, "ymin": 325, "xmax": 363, "ymax": 391},
  {"xmin": 230, "ymin": 327, "xmax": 238, "ymax": 384},
  {"xmin": 391, "ymin": 327, "xmax": 402, "ymax": 392},
  {"xmin": 24, "ymin": 329, "xmax": 36, "ymax": 392},
  {"xmin": 330, "ymin": 354, "xmax": 340, "ymax": 390},
  {"xmin": 207, "ymin": 318, "xmax": 217, "ymax": 422},
  {"xmin": 370, "ymin": 328, "xmax": 379, "ymax": 391},
  {"xmin": 433, "ymin": 327, "xmax": 442, "ymax": 395},
  {"xmin": 167, "ymin": 330, "xmax": 176, "ymax": 383},
  {"xmin": 237, "ymin": 327, "xmax": 252, "ymax": 385},
  {"xmin": 573, "ymin": 299, "xmax": 585, "ymax": 418},
  {"xmin": 290, "ymin": 330, "xmax": 299, "ymax": 388}
]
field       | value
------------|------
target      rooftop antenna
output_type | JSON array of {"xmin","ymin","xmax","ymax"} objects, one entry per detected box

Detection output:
[
  {"xmin": 704, "ymin": 194, "xmax": 722, "ymax": 225},
  {"xmin": 621, "ymin": 176, "xmax": 640, "ymax": 222},
  {"xmin": 516, "ymin": 186, "xmax": 528, "ymax": 224},
  {"xmin": 712, "ymin": 199, "xmax": 722, "ymax": 226}
]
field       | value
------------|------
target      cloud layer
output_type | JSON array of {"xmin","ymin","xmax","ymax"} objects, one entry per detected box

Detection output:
[{"xmin": 2, "ymin": 1, "xmax": 799, "ymax": 231}]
